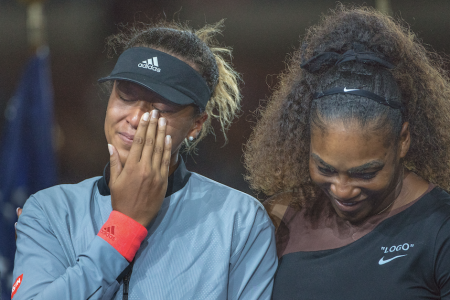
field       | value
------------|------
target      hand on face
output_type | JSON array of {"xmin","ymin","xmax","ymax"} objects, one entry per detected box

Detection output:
[
  {"xmin": 108, "ymin": 110, "xmax": 172, "ymax": 227},
  {"xmin": 105, "ymin": 81, "xmax": 203, "ymax": 168}
]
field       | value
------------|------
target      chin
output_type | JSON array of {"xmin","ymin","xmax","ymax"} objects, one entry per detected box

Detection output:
[
  {"xmin": 330, "ymin": 201, "xmax": 371, "ymax": 224},
  {"xmin": 338, "ymin": 213, "xmax": 365, "ymax": 224}
]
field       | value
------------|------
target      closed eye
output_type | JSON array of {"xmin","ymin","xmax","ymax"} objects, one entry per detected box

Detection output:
[
  {"xmin": 152, "ymin": 106, "xmax": 172, "ymax": 115},
  {"xmin": 351, "ymin": 172, "xmax": 378, "ymax": 180},
  {"xmin": 118, "ymin": 94, "xmax": 136, "ymax": 102},
  {"xmin": 318, "ymin": 166, "xmax": 336, "ymax": 176}
]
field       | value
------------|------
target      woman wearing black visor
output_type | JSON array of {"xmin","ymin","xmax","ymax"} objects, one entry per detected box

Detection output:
[{"xmin": 13, "ymin": 21, "xmax": 277, "ymax": 300}]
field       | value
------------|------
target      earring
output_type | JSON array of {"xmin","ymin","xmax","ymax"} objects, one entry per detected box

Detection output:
[{"xmin": 188, "ymin": 136, "xmax": 194, "ymax": 141}]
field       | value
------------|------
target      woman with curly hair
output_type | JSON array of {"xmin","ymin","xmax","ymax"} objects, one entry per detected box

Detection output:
[
  {"xmin": 12, "ymin": 21, "xmax": 277, "ymax": 299},
  {"xmin": 245, "ymin": 7, "xmax": 450, "ymax": 299}
]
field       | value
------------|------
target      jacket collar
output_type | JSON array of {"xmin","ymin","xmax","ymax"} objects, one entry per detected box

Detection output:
[{"xmin": 97, "ymin": 156, "xmax": 191, "ymax": 197}]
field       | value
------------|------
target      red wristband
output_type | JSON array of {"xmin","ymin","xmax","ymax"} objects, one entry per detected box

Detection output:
[{"xmin": 98, "ymin": 211, "xmax": 148, "ymax": 262}]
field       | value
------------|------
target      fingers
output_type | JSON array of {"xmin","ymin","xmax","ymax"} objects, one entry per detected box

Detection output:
[
  {"xmin": 141, "ymin": 110, "xmax": 159, "ymax": 163},
  {"xmin": 151, "ymin": 117, "xmax": 167, "ymax": 170},
  {"xmin": 15, "ymin": 208, "xmax": 21, "ymax": 240},
  {"xmin": 160, "ymin": 135, "xmax": 172, "ymax": 178},
  {"xmin": 117, "ymin": 109, "xmax": 168, "ymax": 172},
  {"xmin": 108, "ymin": 144, "xmax": 122, "ymax": 186},
  {"xmin": 127, "ymin": 112, "xmax": 150, "ymax": 164}
]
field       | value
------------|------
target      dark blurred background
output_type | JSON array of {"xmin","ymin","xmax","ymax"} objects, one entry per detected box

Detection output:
[
  {"xmin": 0, "ymin": 0, "xmax": 449, "ymax": 197},
  {"xmin": 1, "ymin": 0, "xmax": 449, "ymax": 295}
]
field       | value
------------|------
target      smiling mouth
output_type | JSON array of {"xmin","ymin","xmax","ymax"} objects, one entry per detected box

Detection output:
[
  {"xmin": 336, "ymin": 200, "xmax": 359, "ymax": 206},
  {"xmin": 331, "ymin": 197, "xmax": 366, "ymax": 212}
]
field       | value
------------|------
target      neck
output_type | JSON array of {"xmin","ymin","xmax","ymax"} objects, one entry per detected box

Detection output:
[
  {"xmin": 389, "ymin": 169, "xmax": 429, "ymax": 211},
  {"xmin": 377, "ymin": 168, "xmax": 429, "ymax": 216},
  {"xmin": 169, "ymin": 151, "xmax": 180, "ymax": 176}
]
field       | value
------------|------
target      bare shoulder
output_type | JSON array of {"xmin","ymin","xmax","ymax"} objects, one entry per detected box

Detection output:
[{"xmin": 263, "ymin": 192, "xmax": 294, "ymax": 230}]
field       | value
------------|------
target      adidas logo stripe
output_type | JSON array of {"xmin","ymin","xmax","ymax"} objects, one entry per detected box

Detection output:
[
  {"xmin": 146, "ymin": 57, "xmax": 158, "ymax": 67},
  {"xmin": 138, "ymin": 56, "xmax": 161, "ymax": 72},
  {"xmin": 101, "ymin": 225, "xmax": 116, "ymax": 241}
]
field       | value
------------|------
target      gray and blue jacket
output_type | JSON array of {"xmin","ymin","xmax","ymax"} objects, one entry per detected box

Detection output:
[{"xmin": 13, "ymin": 159, "xmax": 277, "ymax": 299}]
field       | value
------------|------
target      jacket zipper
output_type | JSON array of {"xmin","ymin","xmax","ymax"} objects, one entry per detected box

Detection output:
[{"xmin": 122, "ymin": 261, "xmax": 134, "ymax": 300}]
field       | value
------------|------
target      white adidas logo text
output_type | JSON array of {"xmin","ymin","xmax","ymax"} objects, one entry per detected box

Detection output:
[{"xmin": 138, "ymin": 57, "xmax": 161, "ymax": 72}]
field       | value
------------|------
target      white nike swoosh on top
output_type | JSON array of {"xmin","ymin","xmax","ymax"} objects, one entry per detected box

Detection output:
[
  {"xmin": 343, "ymin": 87, "xmax": 359, "ymax": 92},
  {"xmin": 378, "ymin": 255, "xmax": 407, "ymax": 265}
]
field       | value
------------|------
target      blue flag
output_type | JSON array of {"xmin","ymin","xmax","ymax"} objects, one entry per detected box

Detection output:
[{"xmin": 0, "ymin": 47, "xmax": 57, "ymax": 299}]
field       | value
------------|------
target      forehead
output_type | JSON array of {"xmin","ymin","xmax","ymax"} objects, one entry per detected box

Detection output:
[{"xmin": 310, "ymin": 120, "xmax": 392, "ymax": 168}]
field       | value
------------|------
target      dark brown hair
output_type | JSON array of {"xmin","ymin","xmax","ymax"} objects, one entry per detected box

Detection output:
[{"xmin": 244, "ymin": 6, "xmax": 450, "ymax": 207}]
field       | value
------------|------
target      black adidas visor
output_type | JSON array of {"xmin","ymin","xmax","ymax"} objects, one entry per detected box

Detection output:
[{"xmin": 98, "ymin": 47, "xmax": 211, "ymax": 110}]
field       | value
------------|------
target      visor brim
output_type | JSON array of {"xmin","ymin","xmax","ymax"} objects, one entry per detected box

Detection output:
[{"xmin": 98, "ymin": 72, "xmax": 195, "ymax": 107}]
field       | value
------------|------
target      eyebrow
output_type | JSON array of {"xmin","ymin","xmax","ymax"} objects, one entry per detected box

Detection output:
[
  {"xmin": 311, "ymin": 153, "xmax": 385, "ymax": 173},
  {"xmin": 311, "ymin": 153, "xmax": 336, "ymax": 171}
]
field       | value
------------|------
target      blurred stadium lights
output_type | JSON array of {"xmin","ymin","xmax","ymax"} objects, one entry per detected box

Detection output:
[{"xmin": 376, "ymin": 0, "xmax": 393, "ymax": 15}]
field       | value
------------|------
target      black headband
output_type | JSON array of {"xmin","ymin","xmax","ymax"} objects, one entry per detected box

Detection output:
[
  {"xmin": 301, "ymin": 49, "xmax": 395, "ymax": 73},
  {"xmin": 313, "ymin": 87, "xmax": 404, "ymax": 111},
  {"xmin": 98, "ymin": 47, "xmax": 211, "ymax": 110}
]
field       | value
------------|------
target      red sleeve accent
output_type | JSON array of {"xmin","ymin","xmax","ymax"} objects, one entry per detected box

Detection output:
[
  {"xmin": 11, "ymin": 274, "xmax": 23, "ymax": 299},
  {"xmin": 98, "ymin": 211, "xmax": 148, "ymax": 262}
]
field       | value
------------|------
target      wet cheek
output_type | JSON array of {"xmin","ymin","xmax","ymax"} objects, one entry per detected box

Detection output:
[
  {"xmin": 107, "ymin": 106, "xmax": 130, "ymax": 126},
  {"xmin": 105, "ymin": 108, "xmax": 125, "ymax": 141}
]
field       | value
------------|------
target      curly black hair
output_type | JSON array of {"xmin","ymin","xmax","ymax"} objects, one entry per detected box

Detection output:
[{"xmin": 244, "ymin": 6, "xmax": 450, "ymax": 208}]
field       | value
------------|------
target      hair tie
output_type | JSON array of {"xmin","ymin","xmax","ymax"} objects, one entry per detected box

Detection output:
[{"xmin": 301, "ymin": 49, "xmax": 395, "ymax": 73}]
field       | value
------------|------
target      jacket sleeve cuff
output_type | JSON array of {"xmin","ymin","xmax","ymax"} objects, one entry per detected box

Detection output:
[{"xmin": 98, "ymin": 211, "xmax": 148, "ymax": 262}]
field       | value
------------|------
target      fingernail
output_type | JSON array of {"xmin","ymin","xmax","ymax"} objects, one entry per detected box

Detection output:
[
  {"xmin": 165, "ymin": 135, "xmax": 171, "ymax": 145},
  {"xmin": 108, "ymin": 144, "xmax": 113, "ymax": 156},
  {"xmin": 159, "ymin": 118, "xmax": 166, "ymax": 126},
  {"xmin": 152, "ymin": 109, "xmax": 158, "ymax": 119},
  {"xmin": 142, "ymin": 112, "xmax": 150, "ymax": 121},
  {"xmin": 16, "ymin": 207, "xmax": 20, "ymax": 215}
]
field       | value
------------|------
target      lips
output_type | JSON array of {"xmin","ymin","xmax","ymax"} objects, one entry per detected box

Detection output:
[
  {"xmin": 332, "ymin": 198, "xmax": 364, "ymax": 214},
  {"xmin": 336, "ymin": 199, "xmax": 358, "ymax": 206},
  {"xmin": 118, "ymin": 132, "xmax": 134, "ymax": 145},
  {"xmin": 332, "ymin": 197, "xmax": 364, "ymax": 213}
]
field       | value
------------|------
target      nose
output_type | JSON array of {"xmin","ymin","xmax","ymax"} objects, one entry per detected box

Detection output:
[
  {"xmin": 330, "ymin": 177, "xmax": 360, "ymax": 200},
  {"xmin": 127, "ymin": 105, "xmax": 148, "ymax": 129}
]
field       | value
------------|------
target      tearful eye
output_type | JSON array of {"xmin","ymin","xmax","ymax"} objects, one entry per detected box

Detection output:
[
  {"xmin": 118, "ymin": 94, "xmax": 135, "ymax": 102},
  {"xmin": 152, "ymin": 105, "xmax": 176, "ymax": 115},
  {"xmin": 155, "ymin": 108, "xmax": 169, "ymax": 114}
]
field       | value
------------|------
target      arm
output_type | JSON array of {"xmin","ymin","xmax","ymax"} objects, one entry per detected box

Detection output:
[
  {"xmin": 13, "ymin": 197, "xmax": 147, "ymax": 300},
  {"xmin": 227, "ymin": 207, "xmax": 278, "ymax": 300},
  {"xmin": 435, "ymin": 217, "xmax": 450, "ymax": 299},
  {"xmin": 13, "ymin": 111, "xmax": 170, "ymax": 299}
]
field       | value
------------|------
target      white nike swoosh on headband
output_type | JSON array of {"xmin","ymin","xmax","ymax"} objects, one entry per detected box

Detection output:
[
  {"xmin": 378, "ymin": 255, "xmax": 407, "ymax": 265},
  {"xmin": 343, "ymin": 87, "xmax": 359, "ymax": 92}
]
